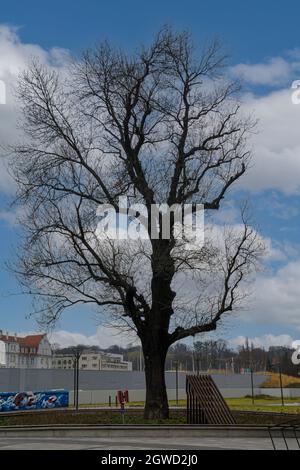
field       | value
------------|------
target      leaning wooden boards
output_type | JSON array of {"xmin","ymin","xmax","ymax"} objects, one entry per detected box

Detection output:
[{"xmin": 186, "ymin": 374, "xmax": 235, "ymax": 424}]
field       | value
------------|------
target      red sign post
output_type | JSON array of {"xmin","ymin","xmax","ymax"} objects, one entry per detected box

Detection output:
[
  {"xmin": 117, "ymin": 390, "xmax": 129, "ymax": 405},
  {"xmin": 117, "ymin": 390, "xmax": 129, "ymax": 423}
]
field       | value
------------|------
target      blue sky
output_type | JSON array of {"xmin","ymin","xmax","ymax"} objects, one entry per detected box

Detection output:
[
  {"xmin": 0, "ymin": 0, "xmax": 298, "ymax": 61},
  {"xmin": 0, "ymin": 0, "xmax": 300, "ymax": 349}
]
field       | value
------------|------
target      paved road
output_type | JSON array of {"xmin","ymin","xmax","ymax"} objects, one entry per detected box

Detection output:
[{"xmin": 0, "ymin": 436, "xmax": 284, "ymax": 450}]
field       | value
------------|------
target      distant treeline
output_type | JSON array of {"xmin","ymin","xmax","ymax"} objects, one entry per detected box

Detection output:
[{"xmin": 53, "ymin": 338, "xmax": 299, "ymax": 376}]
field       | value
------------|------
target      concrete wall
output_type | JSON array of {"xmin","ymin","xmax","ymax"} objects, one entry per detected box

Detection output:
[
  {"xmin": 0, "ymin": 368, "xmax": 268, "ymax": 393},
  {"xmin": 0, "ymin": 369, "xmax": 186, "ymax": 392},
  {"xmin": 1, "ymin": 368, "xmax": 299, "ymax": 403}
]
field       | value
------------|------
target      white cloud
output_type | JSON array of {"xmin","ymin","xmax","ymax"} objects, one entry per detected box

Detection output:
[
  {"xmin": 228, "ymin": 52, "xmax": 300, "ymax": 195},
  {"xmin": 229, "ymin": 334, "xmax": 294, "ymax": 349},
  {"xmin": 0, "ymin": 25, "xmax": 70, "ymax": 194},
  {"xmin": 0, "ymin": 27, "xmax": 300, "ymax": 342},
  {"xmin": 236, "ymin": 88, "xmax": 300, "ymax": 194},
  {"xmin": 48, "ymin": 325, "xmax": 138, "ymax": 349},
  {"xmin": 238, "ymin": 259, "xmax": 300, "ymax": 330},
  {"xmin": 231, "ymin": 57, "xmax": 293, "ymax": 86},
  {"xmin": 0, "ymin": 27, "xmax": 299, "ymax": 198}
]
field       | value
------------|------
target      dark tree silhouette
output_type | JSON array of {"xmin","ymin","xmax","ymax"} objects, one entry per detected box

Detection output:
[{"xmin": 11, "ymin": 27, "xmax": 263, "ymax": 419}]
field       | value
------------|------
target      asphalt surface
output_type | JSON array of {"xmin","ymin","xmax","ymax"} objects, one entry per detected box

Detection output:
[{"xmin": 0, "ymin": 436, "xmax": 283, "ymax": 450}]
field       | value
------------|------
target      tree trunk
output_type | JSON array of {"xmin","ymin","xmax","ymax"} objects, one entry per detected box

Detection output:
[
  {"xmin": 142, "ymin": 239, "xmax": 174, "ymax": 420},
  {"xmin": 143, "ymin": 344, "xmax": 169, "ymax": 419}
]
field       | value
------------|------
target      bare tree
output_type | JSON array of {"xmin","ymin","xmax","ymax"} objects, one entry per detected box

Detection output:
[{"xmin": 11, "ymin": 27, "xmax": 263, "ymax": 419}]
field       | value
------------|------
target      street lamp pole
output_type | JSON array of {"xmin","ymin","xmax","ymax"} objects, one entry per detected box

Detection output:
[
  {"xmin": 73, "ymin": 357, "xmax": 77, "ymax": 407},
  {"xmin": 72, "ymin": 347, "xmax": 83, "ymax": 411},
  {"xmin": 250, "ymin": 368, "xmax": 254, "ymax": 404},
  {"xmin": 271, "ymin": 362, "xmax": 284, "ymax": 407},
  {"xmin": 75, "ymin": 351, "xmax": 80, "ymax": 411},
  {"xmin": 279, "ymin": 365, "xmax": 284, "ymax": 407},
  {"xmin": 175, "ymin": 361, "xmax": 179, "ymax": 406}
]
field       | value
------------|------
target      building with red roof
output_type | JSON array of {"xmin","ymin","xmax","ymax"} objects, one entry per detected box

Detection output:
[{"xmin": 0, "ymin": 331, "xmax": 52, "ymax": 368}]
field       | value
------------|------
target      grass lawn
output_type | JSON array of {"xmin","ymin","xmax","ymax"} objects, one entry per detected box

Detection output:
[
  {"xmin": 1, "ymin": 395, "xmax": 300, "ymax": 427},
  {"xmin": 79, "ymin": 396, "xmax": 300, "ymax": 414},
  {"xmin": 226, "ymin": 396, "xmax": 300, "ymax": 406},
  {"xmin": 1, "ymin": 406, "xmax": 300, "ymax": 426},
  {"xmin": 0, "ymin": 409, "xmax": 186, "ymax": 426},
  {"xmin": 262, "ymin": 372, "xmax": 300, "ymax": 388},
  {"xmin": 226, "ymin": 397, "xmax": 300, "ymax": 414},
  {"xmin": 2, "ymin": 397, "xmax": 300, "ymax": 426},
  {"xmin": 229, "ymin": 404, "xmax": 300, "ymax": 414}
]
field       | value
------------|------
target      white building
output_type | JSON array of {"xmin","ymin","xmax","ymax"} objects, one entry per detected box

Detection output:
[
  {"xmin": 0, "ymin": 340, "xmax": 6, "ymax": 367},
  {"xmin": 0, "ymin": 331, "xmax": 52, "ymax": 369},
  {"xmin": 52, "ymin": 351, "xmax": 132, "ymax": 371}
]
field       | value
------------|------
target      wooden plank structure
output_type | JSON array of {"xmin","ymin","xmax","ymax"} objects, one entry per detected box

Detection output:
[{"xmin": 186, "ymin": 374, "xmax": 236, "ymax": 424}]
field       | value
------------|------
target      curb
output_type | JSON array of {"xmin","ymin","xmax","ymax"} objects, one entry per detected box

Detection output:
[{"xmin": 0, "ymin": 424, "xmax": 277, "ymax": 438}]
